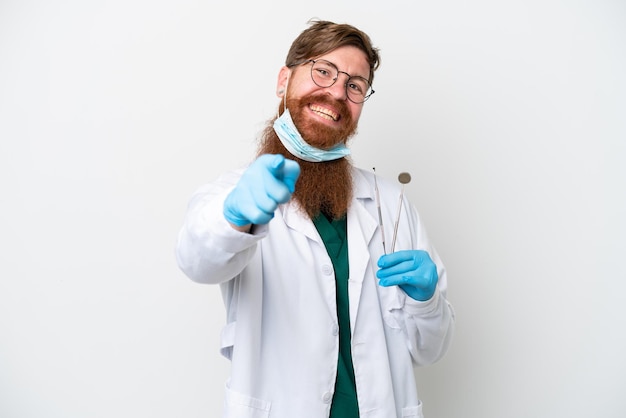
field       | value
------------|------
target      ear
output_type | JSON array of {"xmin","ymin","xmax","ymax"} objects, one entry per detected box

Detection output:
[{"xmin": 276, "ymin": 66, "xmax": 290, "ymax": 97}]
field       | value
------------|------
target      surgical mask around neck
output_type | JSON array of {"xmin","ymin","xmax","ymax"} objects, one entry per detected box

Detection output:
[{"xmin": 273, "ymin": 108, "xmax": 351, "ymax": 163}]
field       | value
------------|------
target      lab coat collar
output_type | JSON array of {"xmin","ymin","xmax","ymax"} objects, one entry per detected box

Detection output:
[
  {"xmin": 352, "ymin": 167, "xmax": 376, "ymax": 201},
  {"xmin": 281, "ymin": 200, "xmax": 320, "ymax": 241}
]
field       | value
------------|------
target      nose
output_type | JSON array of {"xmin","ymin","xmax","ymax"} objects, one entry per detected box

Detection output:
[{"xmin": 326, "ymin": 74, "xmax": 349, "ymax": 101}]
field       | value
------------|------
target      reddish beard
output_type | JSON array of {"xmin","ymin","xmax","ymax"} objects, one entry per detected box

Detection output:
[
  {"xmin": 282, "ymin": 94, "xmax": 358, "ymax": 149},
  {"xmin": 257, "ymin": 97, "xmax": 357, "ymax": 220}
]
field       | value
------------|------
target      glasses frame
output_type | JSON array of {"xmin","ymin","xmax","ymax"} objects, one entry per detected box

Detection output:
[{"xmin": 290, "ymin": 59, "xmax": 375, "ymax": 104}]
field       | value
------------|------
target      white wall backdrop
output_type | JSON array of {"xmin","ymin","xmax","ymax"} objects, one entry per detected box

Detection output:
[{"xmin": 1, "ymin": 1, "xmax": 625, "ymax": 417}]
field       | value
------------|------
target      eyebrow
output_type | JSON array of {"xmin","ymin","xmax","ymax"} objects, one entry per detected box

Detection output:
[{"xmin": 317, "ymin": 58, "xmax": 370, "ymax": 80}]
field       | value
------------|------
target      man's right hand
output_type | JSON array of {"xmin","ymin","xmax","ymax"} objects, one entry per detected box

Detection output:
[{"xmin": 223, "ymin": 154, "xmax": 301, "ymax": 229}]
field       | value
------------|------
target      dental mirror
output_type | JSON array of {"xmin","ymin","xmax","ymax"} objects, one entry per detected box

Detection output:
[{"xmin": 391, "ymin": 172, "xmax": 412, "ymax": 252}]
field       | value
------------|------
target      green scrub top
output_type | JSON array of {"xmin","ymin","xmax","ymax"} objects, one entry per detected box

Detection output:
[{"xmin": 313, "ymin": 213, "xmax": 359, "ymax": 418}]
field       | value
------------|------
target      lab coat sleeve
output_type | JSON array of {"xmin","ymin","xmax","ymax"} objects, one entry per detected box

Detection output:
[
  {"xmin": 395, "ymin": 201, "xmax": 456, "ymax": 367},
  {"xmin": 397, "ymin": 264, "xmax": 455, "ymax": 367},
  {"xmin": 175, "ymin": 169, "xmax": 267, "ymax": 284}
]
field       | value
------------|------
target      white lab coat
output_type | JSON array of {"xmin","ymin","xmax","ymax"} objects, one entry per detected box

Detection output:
[{"xmin": 176, "ymin": 166, "xmax": 455, "ymax": 418}]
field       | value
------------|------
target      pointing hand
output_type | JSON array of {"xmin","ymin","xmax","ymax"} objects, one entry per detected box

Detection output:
[{"xmin": 223, "ymin": 154, "xmax": 301, "ymax": 227}]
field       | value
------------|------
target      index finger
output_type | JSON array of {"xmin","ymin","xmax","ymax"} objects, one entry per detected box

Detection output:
[
  {"xmin": 378, "ymin": 250, "xmax": 418, "ymax": 268},
  {"xmin": 280, "ymin": 159, "xmax": 301, "ymax": 192}
]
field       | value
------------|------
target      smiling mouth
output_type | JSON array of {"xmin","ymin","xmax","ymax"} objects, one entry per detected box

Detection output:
[{"xmin": 309, "ymin": 104, "xmax": 339, "ymax": 122}]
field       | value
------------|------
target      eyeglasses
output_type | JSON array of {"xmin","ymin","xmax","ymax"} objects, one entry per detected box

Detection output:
[{"xmin": 297, "ymin": 59, "xmax": 375, "ymax": 104}]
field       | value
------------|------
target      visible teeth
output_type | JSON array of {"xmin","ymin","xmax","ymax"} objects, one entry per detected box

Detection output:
[
  {"xmin": 316, "ymin": 112, "xmax": 335, "ymax": 121},
  {"xmin": 310, "ymin": 105, "xmax": 338, "ymax": 121}
]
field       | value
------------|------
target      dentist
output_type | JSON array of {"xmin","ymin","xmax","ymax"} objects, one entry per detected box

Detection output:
[{"xmin": 176, "ymin": 19, "xmax": 455, "ymax": 418}]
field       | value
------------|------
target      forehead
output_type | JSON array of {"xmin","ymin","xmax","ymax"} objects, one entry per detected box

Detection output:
[{"xmin": 313, "ymin": 46, "xmax": 370, "ymax": 78}]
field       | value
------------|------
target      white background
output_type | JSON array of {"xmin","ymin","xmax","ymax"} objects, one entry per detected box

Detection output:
[{"xmin": 1, "ymin": 1, "xmax": 625, "ymax": 417}]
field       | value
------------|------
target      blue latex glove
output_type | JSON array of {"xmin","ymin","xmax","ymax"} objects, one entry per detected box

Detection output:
[
  {"xmin": 223, "ymin": 154, "xmax": 300, "ymax": 227},
  {"xmin": 376, "ymin": 250, "xmax": 438, "ymax": 301}
]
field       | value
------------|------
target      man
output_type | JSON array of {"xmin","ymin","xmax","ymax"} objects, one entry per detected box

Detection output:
[{"xmin": 176, "ymin": 19, "xmax": 454, "ymax": 418}]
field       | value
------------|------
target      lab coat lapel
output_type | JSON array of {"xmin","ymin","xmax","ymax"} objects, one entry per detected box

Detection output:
[
  {"xmin": 347, "ymin": 170, "xmax": 378, "ymax": 335},
  {"xmin": 281, "ymin": 200, "xmax": 321, "ymax": 242},
  {"xmin": 280, "ymin": 197, "xmax": 341, "ymax": 328},
  {"xmin": 280, "ymin": 169, "xmax": 378, "ymax": 334}
]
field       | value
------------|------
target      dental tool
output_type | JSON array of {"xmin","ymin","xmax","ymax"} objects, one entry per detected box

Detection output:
[
  {"xmin": 390, "ymin": 172, "xmax": 411, "ymax": 253},
  {"xmin": 372, "ymin": 167, "xmax": 387, "ymax": 254}
]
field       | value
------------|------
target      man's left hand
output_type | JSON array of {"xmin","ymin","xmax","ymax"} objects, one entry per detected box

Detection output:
[{"xmin": 376, "ymin": 250, "xmax": 438, "ymax": 301}]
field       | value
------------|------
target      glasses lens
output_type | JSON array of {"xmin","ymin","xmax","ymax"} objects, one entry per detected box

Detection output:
[
  {"xmin": 346, "ymin": 76, "xmax": 372, "ymax": 103},
  {"xmin": 311, "ymin": 60, "xmax": 337, "ymax": 87}
]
